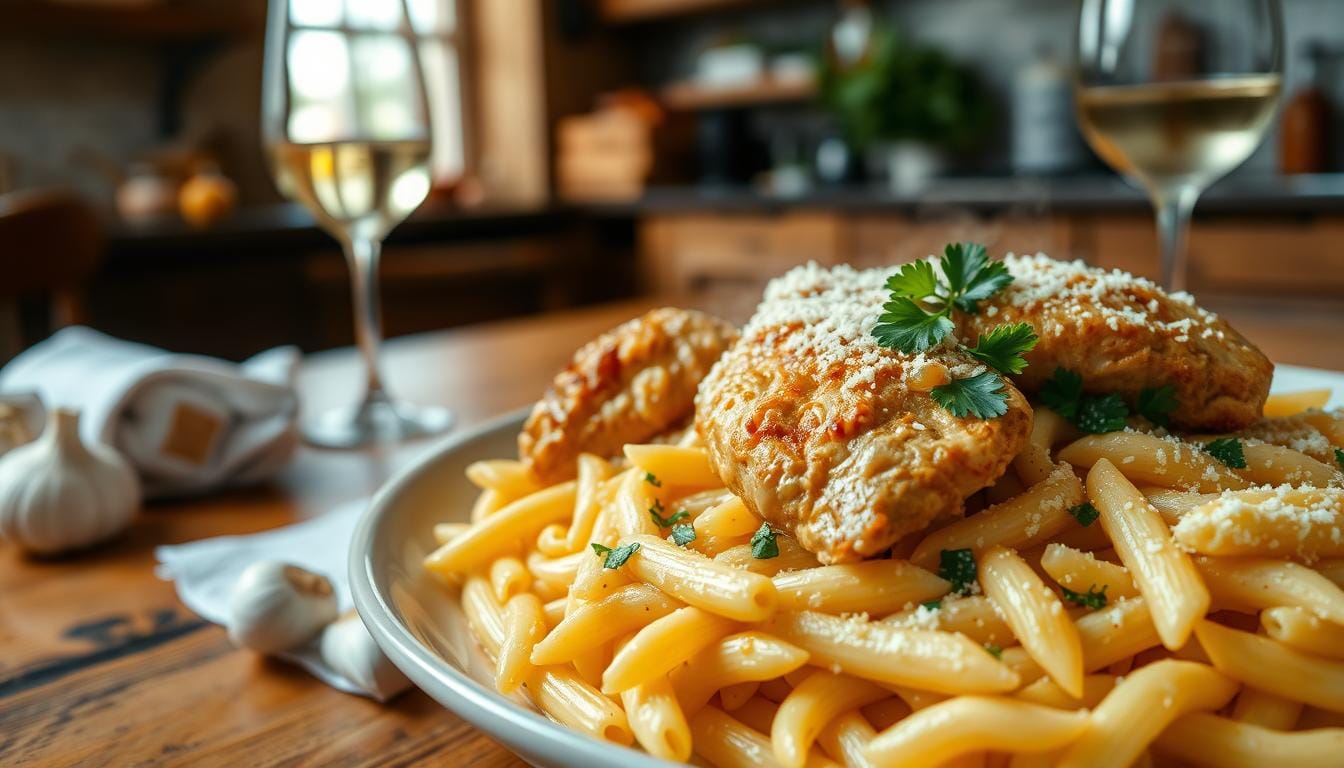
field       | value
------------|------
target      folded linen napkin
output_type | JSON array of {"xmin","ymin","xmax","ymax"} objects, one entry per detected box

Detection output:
[
  {"xmin": 154, "ymin": 498, "xmax": 389, "ymax": 698},
  {"xmin": 0, "ymin": 327, "xmax": 300, "ymax": 499}
]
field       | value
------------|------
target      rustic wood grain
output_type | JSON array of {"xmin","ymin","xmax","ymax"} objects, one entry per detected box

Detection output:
[{"xmin": 0, "ymin": 292, "xmax": 1338, "ymax": 766}]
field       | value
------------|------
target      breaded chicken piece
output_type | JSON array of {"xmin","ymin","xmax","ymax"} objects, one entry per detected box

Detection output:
[
  {"xmin": 960, "ymin": 255, "xmax": 1271, "ymax": 432},
  {"xmin": 695, "ymin": 264, "xmax": 1032, "ymax": 564},
  {"xmin": 520, "ymin": 307, "xmax": 737, "ymax": 483}
]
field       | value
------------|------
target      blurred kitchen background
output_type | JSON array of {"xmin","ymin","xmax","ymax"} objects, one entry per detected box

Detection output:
[{"xmin": 2, "ymin": 0, "xmax": 1343, "ymax": 363}]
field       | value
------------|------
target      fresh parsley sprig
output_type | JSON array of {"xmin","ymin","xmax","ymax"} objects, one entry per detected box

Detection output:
[
  {"xmin": 1335, "ymin": 448, "xmax": 1344, "ymax": 472},
  {"xmin": 670, "ymin": 523, "xmax": 696, "ymax": 547},
  {"xmin": 1136, "ymin": 384, "xmax": 1179, "ymax": 427},
  {"xmin": 644, "ymin": 471, "xmax": 662, "ymax": 488},
  {"xmin": 872, "ymin": 243, "xmax": 1037, "ymax": 420}
]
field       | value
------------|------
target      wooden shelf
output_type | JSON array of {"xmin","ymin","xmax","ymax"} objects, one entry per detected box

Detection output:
[
  {"xmin": 0, "ymin": 1, "xmax": 251, "ymax": 42},
  {"xmin": 661, "ymin": 77, "xmax": 817, "ymax": 111},
  {"xmin": 598, "ymin": 0, "xmax": 773, "ymax": 24}
]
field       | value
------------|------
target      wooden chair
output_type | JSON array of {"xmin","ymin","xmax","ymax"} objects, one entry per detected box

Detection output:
[{"xmin": 0, "ymin": 189, "xmax": 105, "ymax": 361}]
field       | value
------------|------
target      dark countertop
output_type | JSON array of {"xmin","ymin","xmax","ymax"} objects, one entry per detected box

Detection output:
[
  {"xmin": 105, "ymin": 199, "xmax": 571, "ymax": 257},
  {"xmin": 587, "ymin": 173, "xmax": 1344, "ymax": 217}
]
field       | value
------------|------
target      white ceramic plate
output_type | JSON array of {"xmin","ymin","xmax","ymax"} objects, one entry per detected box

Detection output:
[{"xmin": 349, "ymin": 364, "xmax": 1344, "ymax": 768}]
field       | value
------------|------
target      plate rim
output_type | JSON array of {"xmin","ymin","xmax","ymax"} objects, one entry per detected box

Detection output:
[{"xmin": 349, "ymin": 407, "xmax": 675, "ymax": 768}]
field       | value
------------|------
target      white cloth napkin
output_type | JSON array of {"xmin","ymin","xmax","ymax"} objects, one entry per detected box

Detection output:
[
  {"xmin": 0, "ymin": 327, "xmax": 300, "ymax": 499},
  {"xmin": 154, "ymin": 499, "xmax": 379, "ymax": 698}
]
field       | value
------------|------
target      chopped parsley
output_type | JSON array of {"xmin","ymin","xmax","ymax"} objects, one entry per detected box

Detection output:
[
  {"xmin": 590, "ymin": 541, "xmax": 640, "ymax": 569},
  {"xmin": 750, "ymin": 522, "xmax": 779, "ymax": 559},
  {"xmin": 648, "ymin": 500, "xmax": 688, "ymax": 529},
  {"xmin": 1203, "ymin": 438, "xmax": 1247, "ymax": 469},
  {"xmin": 921, "ymin": 599, "xmax": 942, "ymax": 611},
  {"xmin": 938, "ymin": 548, "xmax": 977, "ymax": 594},
  {"xmin": 1068, "ymin": 502, "xmax": 1100, "ymax": 527},
  {"xmin": 984, "ymin": 643, "xmax": 1004, "ymax": 659},
  {"xmin": 872, "ymin": 243, "xmax": 1034, "ymax": 420},
  {"xmin": 644, "ymin": 471, "xmax": 662, "ymax": 488},
  {"xmin": 1334, "ymin": 448, "xmax": 1344, "ymax": 472},
  {"xmin": 670, "ymin": 523, "xmax": 696, "ymax": 547},
  {"xmin": 1137, "ymin": 384, "xmax": 1179, "ymax": 427},
  {"xmin": 1061, "ymin": 584, "xmax": 1109, "ymax": 611},
  {"xmin": 1040, "ymin": 368, "xmax": 1128, "ymax": 433}
]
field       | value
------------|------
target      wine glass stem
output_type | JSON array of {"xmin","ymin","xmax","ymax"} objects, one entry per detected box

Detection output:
[
  {"xmin": 1154, "ymin": 186, "xmax": 1199, "ymax": 292},
  {"xmin": 343, "ymin": 236, "xmax": 389, "ymax": 406}
]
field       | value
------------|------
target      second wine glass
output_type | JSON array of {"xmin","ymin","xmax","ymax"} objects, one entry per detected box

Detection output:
[
  {"xmin": 1075, "ymin": 0, "xmax": 1283, "ymax": 291},
  {"xmin": 262, "ymin": 0, "xmax": 453, "ymax": 448}
]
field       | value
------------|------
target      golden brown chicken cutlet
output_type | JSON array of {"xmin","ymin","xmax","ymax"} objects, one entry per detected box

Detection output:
[
  {"xmin": 960, "ymin": 254, "xmax": 1272, "ymax": 432},
  {"xmin": 519, "ymin": 307, "xmax": 737, "ymax": 483},
  {"xmin": 695, "ymin": 264, "xmax": 1033, "ymax": 564}
]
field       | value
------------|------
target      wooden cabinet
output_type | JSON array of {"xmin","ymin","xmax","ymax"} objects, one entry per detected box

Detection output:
[{"xmin": 639, "ymin": 208, "xmax": 1344, "ymax": 301}]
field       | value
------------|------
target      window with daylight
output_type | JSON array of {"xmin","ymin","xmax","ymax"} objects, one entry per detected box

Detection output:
[{"xmin": 285, "ymin": 0, "xmax": 466, "ymax": 185}]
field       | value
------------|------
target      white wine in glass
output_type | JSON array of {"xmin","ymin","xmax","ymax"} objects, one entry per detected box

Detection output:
[
  {"xmin": 1075, "ymin": 1, "xmax": 1283, "ymax": 290},
  {"xmin": 262, "ymin": 1, "xmax": 452, "ymax": 448}
]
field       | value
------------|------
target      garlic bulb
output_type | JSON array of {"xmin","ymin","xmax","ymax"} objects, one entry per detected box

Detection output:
[
  {"xmin": 319, "ymin": 613, "xmax": 411, "ymax": 701},
  {"xmin": 0, "ymin": 408, "xmax": 140, "ymax": 555},
  {"xmin": 227, "ymin": 561, "xmax": 339, "ymax": 654}
]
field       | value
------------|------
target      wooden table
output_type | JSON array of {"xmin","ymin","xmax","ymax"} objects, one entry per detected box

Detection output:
[{"xmin": 1, "ymin": 293, "xmax": 1341, "ymax": 767}]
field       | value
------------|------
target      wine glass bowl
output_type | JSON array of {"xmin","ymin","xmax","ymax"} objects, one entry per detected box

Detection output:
[
  {"xmin": 1074, "ymin": 0, "xmax": 1283, "ymax": 290},
  {"xmin": 262, "ymin": 0, "xmax": 453, "ymax": 448}
]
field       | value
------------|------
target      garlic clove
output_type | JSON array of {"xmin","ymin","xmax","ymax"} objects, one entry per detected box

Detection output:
[
  {"xmin": 0, "ymin": 408, "xmax": 140, "ymax": 555},
  {"xmin": 227, "ymin": 561, "xmax": 339, "ymax": 654},
  {"xmin": 319, "ymin": 613, "xmax": 411, "ymax": 701}
]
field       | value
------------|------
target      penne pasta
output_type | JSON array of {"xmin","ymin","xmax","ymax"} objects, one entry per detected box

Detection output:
[
  {"xmin": 979, "ymin": 546, "xmax": 1084, "ymax": 697},
  {"xmin": 1060, "ymin": 432, "xmax": 1250, "ymax": 492},
  {"xmin": 623, "ymin": 444, "xmax": 722, "ymax": 489},
  {"xmin": 489, "ymin": 556, "xmax": 531, "ymax": 603},
  {"xmin": 1000, "ymin": 595, "xmax": 1162, "ymax": 685},
  {"xmin": 602, "ymin": 606, "xmax": 738, "ymax": 694},
  {"xmin": 1172, "ymin": 487, "xmax": 1344, "ymax": 560},
  {"xmin": 625, "ymin": 533, "xmax": 778, "ymax": 621},
  {"xmin": 465, "ymin": 459, "xmax": 540, "ymax": 499},
  {"xmin": 531, "ymin": 583, "xmax": 681, "ymax": 665},
  {"xmin": 669, "ymin": 632, "xmax": 810, "ymax": 715},
  {"xmin": 863, "ymin": 696, "xmax": 1090, "ymax": 768},
  {"xmin": 771, "ymin": 671, "xmax": 889, "ymax": 768},
  {"xmin": 716, "ymin": 536, "xmax": 821, "ymax": 576},
  {"xmin": 564, "ymin": 453, "xmax": 614, "ymax": 552},
  {"xmin": 861, "ymin": 697, "xmax": 913, "ymax": 730},
  {"xmin": 765, "ymin": 611, "xmax": 1020, "ymax": 695},
  {"xmin": 1263, "ymin": 389, "xmax": 1332, "ymax": 418},
  {"xmin": 1039, "ymin": 543, "xmax": 1139, "ymax": 600},
  {"xmin": 1056, "ymin": 660, "xmax": 1238, "ymax": 768},
  {"xmin": 882, "ymin": 595, "xmax": 1015, "ymax": 647},
  {"xmin": 497, "ymin": 593, "xmax": 546, "ymax": 693},
  {"xmin": 470, "ymin": 487, "xmax": 507, "ymax": 523},
  {"xmin": 688, "ymin": 706, "xmax": 839, "ymax": 768},
  {"xmin": 523, "ymin": 550, "xmax": 584, "ymax": 587},
  {"xmin": 1014, "ymin": 407, "xmax": 1078, "ymax": 486},
  {"xmin": 1152, "ymin": 712, "xmax": 1344, "ymax": 768},
  {"xmin": 615, "ymin": 469, "xmax": 662, "ymax": 538},
  {"xmin": 1231, "ymin": 686, "xmax": 1303, "ymax": 730},
  {"xmin": 773, "ymin": 560, "xmax": 949, "ymax": 615},
  {"xmin": 910, "ymin": 464, "xmax": 1084, "ymax": 569},
  {"xmin": 1196, "ymin": 557, "xmax": 1344, "ymax": 623},
  {"xmin": 425, "ymin": 481, "xmax": 577, "ymax": 577},
  {"xmin": 816, "ymin": 710, "xmax": 877, "ymax": 768},
  {"xmin": 620, "ymin": 675, "xmax": 692, "ymax": 762},
  {"xmin": 1235, "ymin": 442, "xmax": 1343, "ymax": 488},
  {"xmin": 1012, "ymin": 674, "xmax": 1116, "ymax": 710},
  {"xmin": 720, "ymin": 681, "xmax": 760, "ymax": 711},
  {"xmin": 1260, "ymin": 606, "xmax": 1344, "ymax": 661},
  {"xmin": 534, "ymin": 523, "xmax": 570, "ymax": 558},
  {"xmin": 695, "ymin": 497, "xmax": 763, "ymax": 539},
  {"xmin": 525, "ymin": 665, "xmax": 634, "ymax": 746},
  {"xmin": 1087, "ymin": 459, "xmax": 1209, "ymax": 649},
  {"xmin": 1195, "ymin": 620, "xmax": 1344, "ymax": 714}
]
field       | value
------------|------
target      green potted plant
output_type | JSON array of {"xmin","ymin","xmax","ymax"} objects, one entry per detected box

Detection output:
[{"xmin": 818, "ymin": 22, "xmax": 992, "ymax": 191}]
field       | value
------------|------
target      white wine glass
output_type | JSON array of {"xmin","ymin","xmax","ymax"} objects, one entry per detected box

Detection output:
[
  {"xmin": 262, "ymin": 0, "xmax": 453, "ymax": 448},
  {"xmin": 1075, "ymin": 0, "xmax": 1283, "ymax": 290}
]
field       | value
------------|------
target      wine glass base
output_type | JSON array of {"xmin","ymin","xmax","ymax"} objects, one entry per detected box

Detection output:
[{"xmin": 303, "ymin": 397, "xmax": 454, "ymax": 449}]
